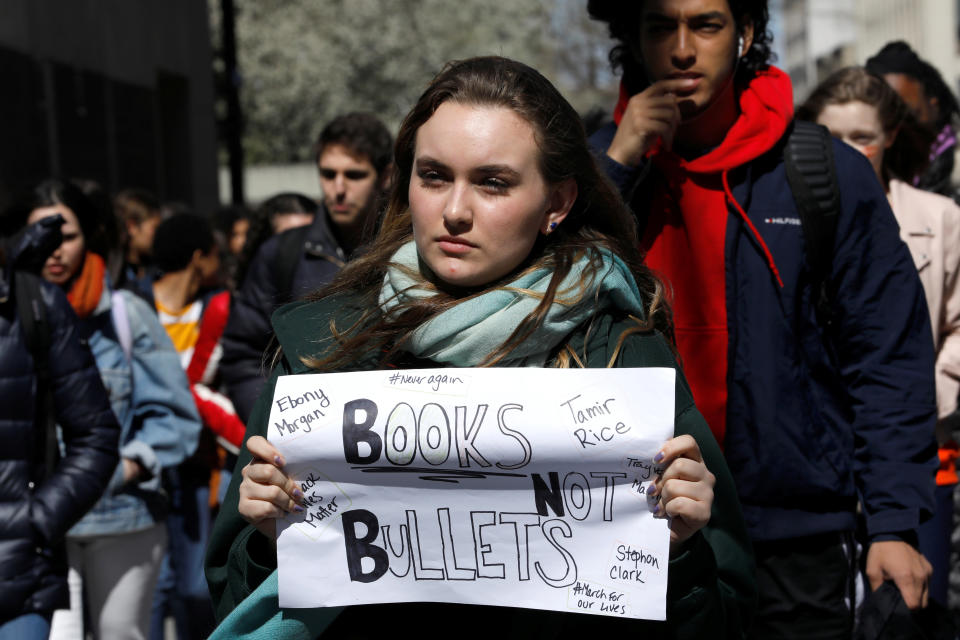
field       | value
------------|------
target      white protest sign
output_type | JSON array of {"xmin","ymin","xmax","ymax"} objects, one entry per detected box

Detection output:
[{"xmin": 269, "ymin": 367, "xmax": 674, "ymax": 620}]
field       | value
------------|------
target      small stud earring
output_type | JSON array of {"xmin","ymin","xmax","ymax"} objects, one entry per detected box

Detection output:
[{"xmin": 549, "ymin": 222, "xmax": 558, "ymax": 231}]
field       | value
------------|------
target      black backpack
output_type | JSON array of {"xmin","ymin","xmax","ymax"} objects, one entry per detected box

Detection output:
[
  {"xmin": 273, "ymin": 224, "xmax": 311, "ymax": 304},
  {"xmin": 272, "ymin": 225, "xmax": 346, "ymax": 304},
  {"xmin": 783, "ymin": 120, "xmax": 842, "ymax": 328}
]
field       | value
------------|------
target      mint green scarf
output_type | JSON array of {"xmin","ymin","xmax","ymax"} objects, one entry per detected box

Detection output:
[
  {"xmin": 209, "ymin": 570, "xmax": 340, "ymax": 640},
  {"xmin": 378, "ymin": 241, "xmax": 647, "ymax": 367}
]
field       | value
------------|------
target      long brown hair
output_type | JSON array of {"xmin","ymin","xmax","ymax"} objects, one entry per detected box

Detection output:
[
  {"xmin": 306, "ymin": 56, "xmax": 672, "ymax": 370},
  {"xmin": 797, "ymin": 66, "xmax": 934, "ymax": 183}
]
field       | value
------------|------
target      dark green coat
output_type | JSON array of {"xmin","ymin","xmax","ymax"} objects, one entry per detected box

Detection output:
[{"xmin": 205, "ymin": 295, "xmax": 756, "ymax": 638}]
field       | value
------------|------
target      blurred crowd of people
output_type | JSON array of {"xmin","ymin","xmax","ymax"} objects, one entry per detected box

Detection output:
[
  {"xmin": 4, "ymin": 0, "xmax": 960, "ymax": 638},
  {"xmin": 0, "ymin": 112, "xmax": 394, "ymax": 640}
]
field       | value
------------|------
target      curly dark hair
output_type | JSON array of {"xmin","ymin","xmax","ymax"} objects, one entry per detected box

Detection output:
[
  {"xmin": 866, "ymin": 41, "xmax": 960, "ymax": 131},
  {"xmin": 587, "ymin": 0, "xmax": 775, "ymax": 95}
]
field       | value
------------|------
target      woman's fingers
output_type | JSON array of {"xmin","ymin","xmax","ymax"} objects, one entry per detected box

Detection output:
[
  {"xmin": 242, "ymin": 460, "xmax": 303, "ymax": 501},
  {"xmin": 663, "ymin": 495, "xmax": 712, "ymax": 544},
  {"xmin": 652, "ymin": 477, "xmax": 714, "ymax": 546},
  {"xmin": 244, "ymin": 435, "xmax": 303, "ymax": 498},
  {"xmin": 655, "ymin": 456, "xmax": 711, "ymax": 484},
  {"xmin": 661, "ymin": 495, "xmax": 711, "ymax": 526},
  {"xmin": 238, "ymin": 490, "xmax": 288, "ymax": 523},
  {"xmin": 649, "ymin": 435, "xmax": 709, "ymax": 495},
  {"xmin": 238, "ymin": 438, "xmax": 305, "ymax": 529},
  {"xmin": 648, "ymin": 435, "xmax": 715, "ymax": 546},
  {"xmin": 654, "ymin": 434, "xmax": 702, "ymax": 465},
  {"xmin": 246, "ymin": 435, "xmax": 286, "ymax": 467},
  {"xmin": 242, "ymin": 476, "xmax": 303, "ymax": 515},
  {"xmin": 238, "ymin": 469, "xmax": 302, "ymax": 526},
  {"xmin": 649, "ymin": 472, "xmax": 715, "ymax": 515},
  {"xmin": 656, "ymin": 476, "xmax": 715, "ymax": 507}
]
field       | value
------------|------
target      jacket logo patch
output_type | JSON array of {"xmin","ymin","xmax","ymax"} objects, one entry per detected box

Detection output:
[{"xmin": 764, "ymin": 217, "xmax": 801, "ymax": 226}]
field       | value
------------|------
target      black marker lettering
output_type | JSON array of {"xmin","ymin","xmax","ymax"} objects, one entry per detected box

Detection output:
[
  {"xmin": 496, "ymin": 404, "xmax": 530, "ymax": 470},
  {"xmin": 574, "ymin": 428, "xmax": 594, "ymax": 448},
  {"xmin": 562, "ymin": 472, "xmax": 591, "ymax": 521},
  {"xmin": 406, "ymin": 510, "xmax": 444, "ymax": 580},
  {"xmin": 341, "ymin": 509, "xmax": 388, "ymax": 583},
  {"xmin": 454, "ymin": 405, "xmax": 492, "ymax": 468},
  {"xmin": 381, "ymin": 524, "xmax": 411, "ymax": 578},
  {"xmin": 342, "ymin": 399, "xmax": 380, "ymax": 464},
  {"xmin": 418, "ymin": 403, "xmax": 451, "ymax": 466},
  {"xmin": 385, "ymin": 403, "xmax": 416, "ymax": 465},
  {"xmin": 437, "ymin": 507, "xmax": 477, "ymax": 580},
  {"xmin": 591, "ymin": 471, "xmax": 627, "ymax": 521},
  {"xmin": 535, "ymin": 518, "xmax": 577, "ymax": 588},
  {"xmin": 470, "ymin": 511, "xmax": 505, "ymax": 579},
  {"xmin": 498, "ymin": 512, "xmax": 540, "ymax": 581},
  {"xmin": 531, "ymin": 472, "xmax": 565, "ymax": 517}
]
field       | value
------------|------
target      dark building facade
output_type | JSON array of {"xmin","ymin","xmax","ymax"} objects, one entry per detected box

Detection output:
[{"xmin": 0, "ymin": 1, "xmax": 218, "ymax": 212}]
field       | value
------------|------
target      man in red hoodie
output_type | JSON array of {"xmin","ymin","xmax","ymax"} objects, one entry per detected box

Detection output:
[{"xmin": 589, "ymin": 1, "xmax": 938, "ymax": 637}]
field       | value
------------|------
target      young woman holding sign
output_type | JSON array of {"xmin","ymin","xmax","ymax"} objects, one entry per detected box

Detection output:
[{"xmin": 205, "ymin": 56, "xmax": 754, "ymax": 638}]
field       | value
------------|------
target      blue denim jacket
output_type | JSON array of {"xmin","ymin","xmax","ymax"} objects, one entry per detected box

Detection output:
[{"xmin": 68, "ymin": 282, "xmax": 201, "ymax": 537}]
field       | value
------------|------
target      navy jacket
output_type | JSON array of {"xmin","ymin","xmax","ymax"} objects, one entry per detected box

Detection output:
[
  {"xmin": 0, "ymin": 222, "xmax": 120, "ymax": 618},
  {"xmin": 591, "ymin": 121, "xmax": 938, "ymax": 543},
  {"xmin": 220, "ymin": 207, "xmax": 346, "ymax": 423}
]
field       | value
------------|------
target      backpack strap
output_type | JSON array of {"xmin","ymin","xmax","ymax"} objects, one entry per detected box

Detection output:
[
  {"xmin": 111, "ymin": 290, "xmax": 133, "ymax": 363},
  {"xmin": 273, "ymin": 225, "xmax": 310, "ymax": 303},
  {"xmin": 784, "ymin": 120, "xmax": 842, "ymax": 327},
  {"xmin": 15, "ymin": 271, "xmax": 58, "ymax": 481}
]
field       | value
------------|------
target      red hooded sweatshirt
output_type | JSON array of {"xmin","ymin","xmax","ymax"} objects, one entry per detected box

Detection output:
[{"xmin": 614, "ymin": 67, "xmax": 794, "ymax": 446}]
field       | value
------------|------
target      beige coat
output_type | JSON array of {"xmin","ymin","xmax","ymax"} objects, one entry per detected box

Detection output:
[{"xmin": 888, "ymin": 179, "xmax": 960, "ymax": 432}]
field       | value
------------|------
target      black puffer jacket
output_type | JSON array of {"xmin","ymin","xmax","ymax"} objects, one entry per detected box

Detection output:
[{"xmin": 0, "ymin": 220, "xmax": 120, "ymax": 619}]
